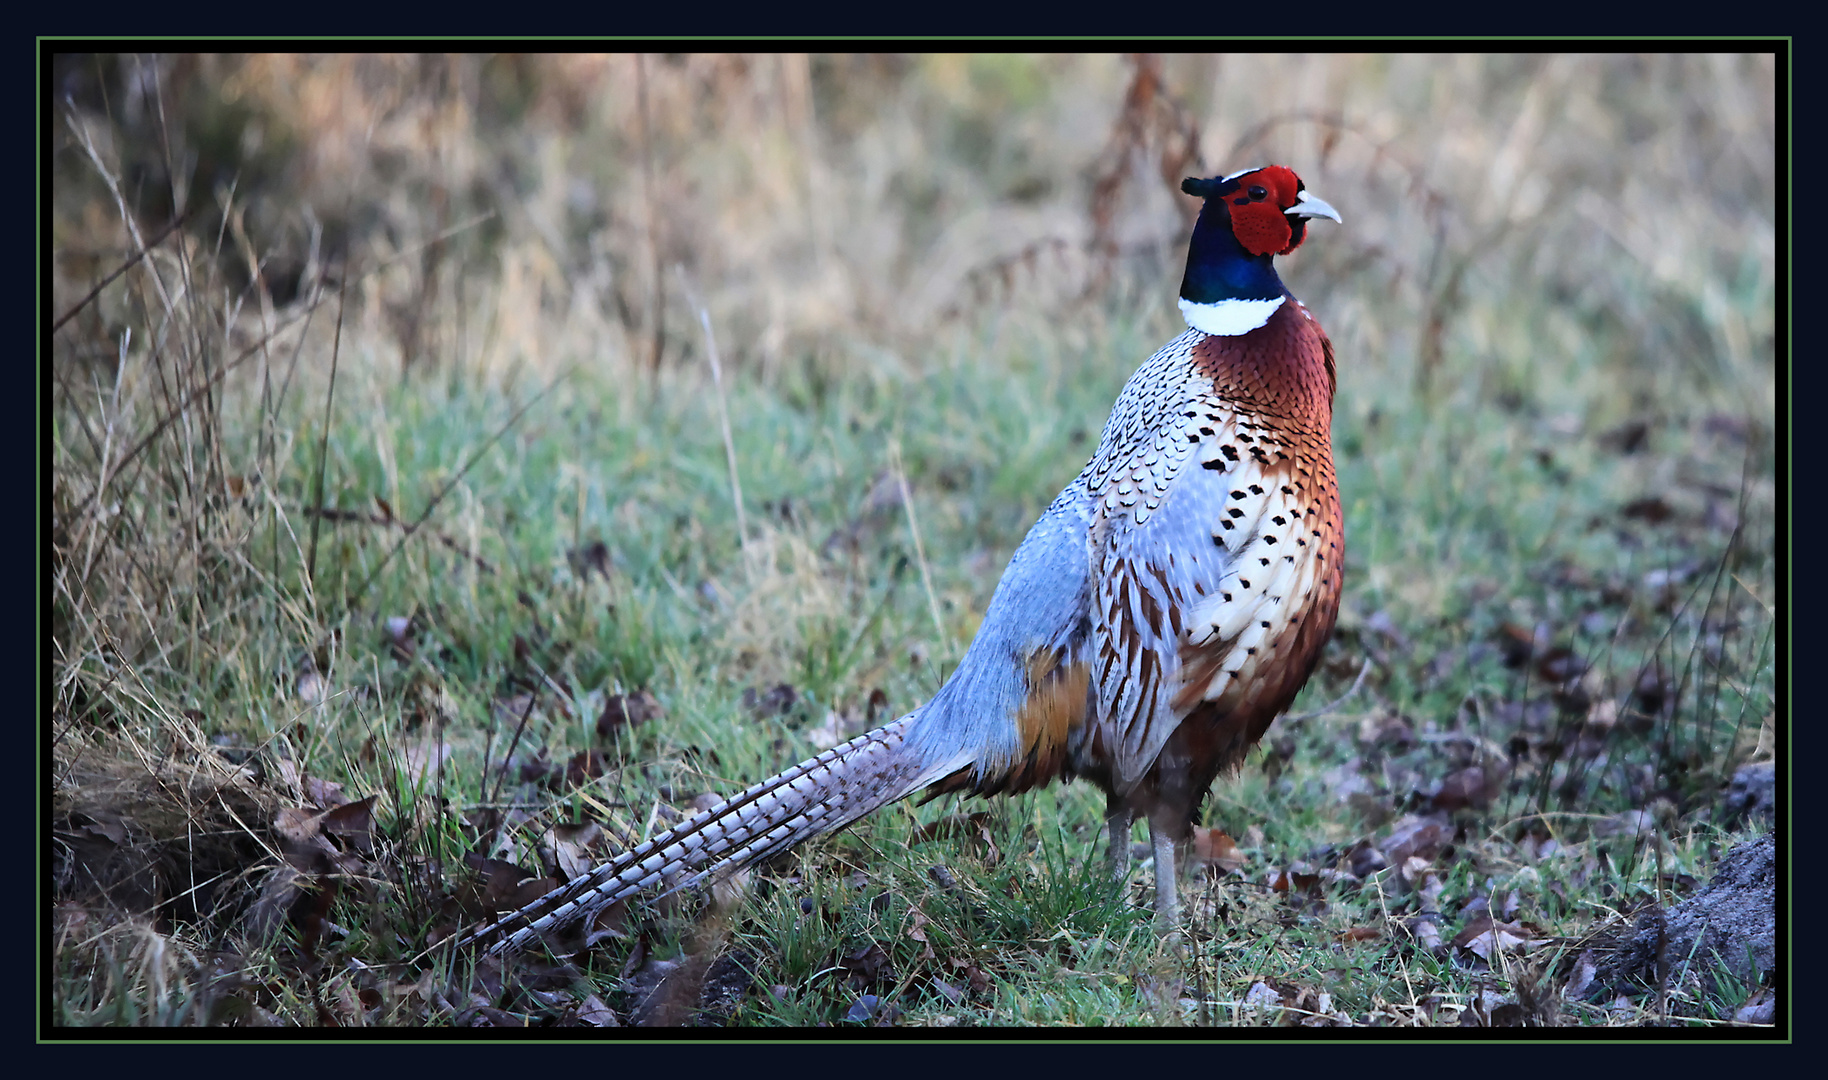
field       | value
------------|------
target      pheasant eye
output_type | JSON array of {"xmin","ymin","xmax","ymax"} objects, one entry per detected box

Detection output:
[{"xmin": 1248, "ymin": 185, "xmax": 1268, "ymax": 200}]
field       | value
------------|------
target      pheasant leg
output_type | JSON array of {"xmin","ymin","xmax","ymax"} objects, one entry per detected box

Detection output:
[
  {"xmin": 1105, "ymin": 802, "xmax": 1133, "ymax": 882},
  {"xmin": 1149, "ymin": 818, "xmax": 1181, "ymax": 946}
]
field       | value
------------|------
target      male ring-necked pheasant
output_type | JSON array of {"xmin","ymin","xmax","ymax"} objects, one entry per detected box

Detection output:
[{"xmin": 457, "ymin": 165, "xmax": 1343, "ymax": 954}]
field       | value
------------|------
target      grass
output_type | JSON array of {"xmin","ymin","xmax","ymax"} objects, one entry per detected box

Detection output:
[{"xmin": 48, "ymin": 51, "xmax": 1777, "ymax": 1029}]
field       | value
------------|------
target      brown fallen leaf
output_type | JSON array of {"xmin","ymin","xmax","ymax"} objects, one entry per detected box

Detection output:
[
  {"xmin": 1535, "ymin": 646, "xmax": 1585, "ymax": 685},
  {"xmin": 1191, "ymin": 827, "xmax": 1246, "ymax": 873},
  {"xmin": 571, "ymin": 993, "xmax": 619, "ymax": 1027},
  {"xmin": 399, "ymin": 738, "xmax": 451, "ymax": 783},
  {"xmin": 1380, "ymin": 814, "xmax": 1451, "ymax": 866},
  {"xmin": 585, "ymin": 900, "xmax": 632, "ymax": 947},
  {"xmin": 569, "ymin": 539, "xmax": 612, "ymax": 581},
  {"xmin": 1453, "ymin": 917, "xmax": 1544, "ymax": 962},
  {"xmin": 1399, "ymin": 856, "xmax": 1436, "ymax": 891},
  {"xmin": 560, "ymin": 749, "xmax": 611, "ymax": 789},
  {"xmin": 742, "ymin": 683, "xmax": 799, "ymax": 717},
  {"xmin": 303, "ymin": 776, "xmax": 348, "ymax": 809},
  {"xmin": 841, "ymin": 943, "xmax": 893, "ymax": 991},
  {"xmin": 805, "ymin": 710, "xmax": 855, "ymax": 750},
  {"xmin": 1496, "ymin": 623, "xmax": 1540, "ymax": 668},
  {"xmin": 320, "ymin": 795, "xmax": 377, "ymax": 854},
  {"xmin": 1432, "ymin": 765, "xmax": 1504, "ymax": 811},
  {"xmin": 1345, "ymin": 838, "xmax": 1389, "ymax": 879},
  {"xmin": 1621, "ymin": 496, "xmax": 1674, "ymax": 523},
  {"xmin": 910, "ymin": 812, "xmax": 993, "ymax": 845},
  {"xmin": 464, "ymin": 854, "xmax": 560, "ymax": 916},
  {"xmin": 597, "ymin": 690, "xmax": 665, "ymax": 740},
  {"xmin": 540, "ymin": 821, "xmax": 609, "ymax": 880}
]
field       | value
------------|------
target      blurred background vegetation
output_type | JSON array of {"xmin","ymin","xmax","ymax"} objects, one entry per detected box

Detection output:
[{"xmin": 49, "ymin": 53, "xmax": 1776, "ymax": 1027}]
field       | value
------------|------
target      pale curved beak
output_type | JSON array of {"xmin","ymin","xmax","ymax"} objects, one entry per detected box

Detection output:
[{"xmin": 1290, "ymin": 190, "xmax": 1342, "ymax": 223}]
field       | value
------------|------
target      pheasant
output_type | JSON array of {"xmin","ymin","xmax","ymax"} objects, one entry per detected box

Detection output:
[{"xmin": 455, "ymin": 165, "xmax": 1344, "ymax": 956}]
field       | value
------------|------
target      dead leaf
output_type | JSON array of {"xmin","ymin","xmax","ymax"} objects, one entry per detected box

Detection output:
[
  {"xmin": 1266, "ymin": 865, "xmax": 1323, "ymax": 906},
  {"xmin": 568, "ymin": 539, "xmax": 612, "ymax": 580},
  {"xmin": 910, "ymin": 812, "xmax": 993, "ymax": 845},
  {"xmin": 492, "ymin": 692, "xmax": 540, "ymax": 727},
  {"xmin": 399, "ymin": 738, "xmax": 451, "ymax": 783},
  {"xmin": 841, "ymin": 943, "xmax": 893, "ymax": 990},
  {"xmin": 1497, "ymin": 623, "xmax": 1542, "ymax": 668},
  {"xmin": 1379, "ymin": 814, "xmax": 1451, "ymax": 866},
  {"xmin": 320, "ymin": 795, "xmax": 376, "ymax": 854},
  {"xmin": 1632, "ymin": 666, "xmax": 1675, "ymax": 716},
  {"xmin": 597, "ymin": 690, "xmax": 664, "ymax": 740},
  {"xmin": 560, "ymin": 750, "xmax": 610, "ymax": 789},
  {"xmin": 303, "ymin": 776, "xmax": 348, "ymax": 809},
  {"xmin": 78, "ymin": 816, "xmax": 128, "ymax": 845},
  {"xmin": 465, "ymin": 854, "xmax": 560, "ymax": 916},
  {"xmin": 1345, "ymin": 839, "xmax": 1388, "ymax": 879},
  {"xmin": 742, "ymin": 683, "xmax": 799, "ymax": 717},
  {"xmin": 1191, "ymin": 827, "xmax": 1245, "ymax": 873},
  {"xmin": 384, "ymin": 615, "xmax": 415, "ymax": 661},
  {"xmin": 626, "ymin": 951, "xmax": 713, "ymax": 1027},
  {"xmin": 1453, "ymin": 918, "xmax": 1544, "ymax": 961},
  {"xmin": 1408, "ymin": 914, "xmax": 1443, "ymax": 951},
  {"xmin": 540, "ymin": 821, "xmax": 608, "ymax": 880},
  {"xmin": 1357, "ymin": 710, "xmax": 1417, "ymax": 751},
  {"xmin": 805, "ymin": 710, "xmax": 852, "ymax": 750},
  {"xmin": 845, "ymin": 994, "xmax": 884, "ymax": 1023},
  {"xmin": 586, "ymin": 900, "xmax": 631, "ymax": 947},
  {"xmin": 1621, "ymin": 496, "xmax": 1674, "ymax": 523},
  {"xmin": 1536, "ymin": 646, "xmax": 1586, "ymax": 684},
  {"xmin": 572, "ymin": 993, "xmax": 619, "ymax": 1027},
  {"xmin": 1398, "ymin": 856, "xmax": 1435, "ymax": 891},
  {"xmin": 1432, "ymin": 765, "xmax": 1502, "ymax": 810},
  {"xmin": 1733, "ymin": 989, "xmax": 1775, "ymax": 1026}
]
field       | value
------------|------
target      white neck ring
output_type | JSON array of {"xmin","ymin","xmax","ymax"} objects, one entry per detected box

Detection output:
[{"xmin": 1179, "ymin": 295, "xmax": 1285, "ymax": 337}]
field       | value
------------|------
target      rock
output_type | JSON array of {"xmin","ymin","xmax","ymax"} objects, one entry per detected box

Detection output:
[
  {"xmin": 1721, "ymin": 761, "xmax": 1776, "ymax": 829},
  {"xmin": 1577, "ymin": 835, "xmax": 1774, "ymax": 1014}
]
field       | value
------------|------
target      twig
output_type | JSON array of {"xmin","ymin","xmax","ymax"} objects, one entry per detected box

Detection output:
[
  {"xmin": 51, "ymin": 205, "xmax": 195, "ymax": 333},
  {"xmin": 61, "ymin": 211, "xmax": 498, "ymax": 526},
  {"xmin": 675, "ymin": 267, "xmax": 747, "ymax": 558},
  {"xmin": 1284, "ymin": 656, "xmax": 1374, "ymax": 722},
  {"xmin": 488, "ymin": 685, "xmax": 542, "ymax": 828},
  {"xmin": 68, "ymin": 302, "xmax": 314, "ymax": 522},
  {"xmin": 636, "ymin": 54, "xmax": 665, "ymax": 378},
  {"xmin": 305, "ymin": 272, "xmax": 348, "ymax": 599},
  {"xmin": 889, "ymin": 440, "xmax": 948, "ymax": 657},
  {"xmin": 301, "ymin": 505, "xmax": 497, "ymax": 575},
  {"xmin": 343, "ymin": 368, "xmax": 570, "ymax": 610}
]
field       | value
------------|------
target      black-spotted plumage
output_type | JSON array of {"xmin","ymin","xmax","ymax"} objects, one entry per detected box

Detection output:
[{"xmin": 455, "ymin": 166, "xmax": 1344, "ymax": 956}]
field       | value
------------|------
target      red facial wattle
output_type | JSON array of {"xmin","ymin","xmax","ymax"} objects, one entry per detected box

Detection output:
[{"xmin": 1225, "ymin": 165, "xmax": 1308, "ymax": 257}]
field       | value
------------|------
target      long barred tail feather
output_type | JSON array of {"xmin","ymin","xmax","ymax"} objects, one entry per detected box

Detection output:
[{"xmin": 453, "ymin": 712, "xmax": 964, "ymax": 957}]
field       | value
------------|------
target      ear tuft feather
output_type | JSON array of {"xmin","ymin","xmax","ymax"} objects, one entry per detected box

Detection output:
[{"xmin": 1182, "ymin": 176, "xmax": 1238, "ymax": 199}]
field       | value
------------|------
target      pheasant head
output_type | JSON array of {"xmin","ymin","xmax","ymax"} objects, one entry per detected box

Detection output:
[{"xmin": 1178, "ymin": 165, "xmax": 1340, "ymax": 336}]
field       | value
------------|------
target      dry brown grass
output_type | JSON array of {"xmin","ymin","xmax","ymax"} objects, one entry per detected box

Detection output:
[{"xmin": 48, "ymin": 51, "xmax": 1777, "ymax": 1027}]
